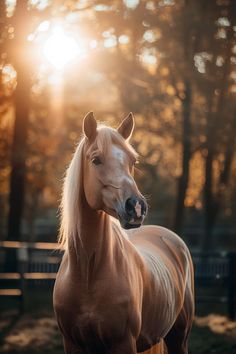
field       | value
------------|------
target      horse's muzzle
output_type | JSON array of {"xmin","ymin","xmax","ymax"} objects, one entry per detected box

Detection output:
[{"xmin": 118, "ymin": 196, "xmax": 147, "ymax": 230}]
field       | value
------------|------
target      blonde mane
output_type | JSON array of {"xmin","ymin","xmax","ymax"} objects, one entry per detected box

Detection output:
[
  {"xmin": 59, "ymin": 125, "xmax": 138, "ymax": 249},
  {"xmin": 59, "ymin": 137, "xmax": 85, "ymax": 249}
]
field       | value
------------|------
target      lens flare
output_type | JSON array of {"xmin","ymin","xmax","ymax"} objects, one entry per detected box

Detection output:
[{"xmin": 43, "ymin": 26, "xmax": 81, "ymax": 69}]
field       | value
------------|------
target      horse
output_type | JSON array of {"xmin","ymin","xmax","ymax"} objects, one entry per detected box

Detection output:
[{"xmin": 53, "ymin": 112, "xmax": 194, "ymax": 354}]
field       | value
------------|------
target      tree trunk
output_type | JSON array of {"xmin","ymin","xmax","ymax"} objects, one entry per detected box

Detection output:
[
  {"xmin": 7, "ymin": 1, "xmax": 31, "ymax": 242},
  {"xmin": 5, "ymin": 1, "xmax": 31, "ymax": 271},
  {"xmin": 7, "ymin": 67, "xmax": 30, "ymax": 241},
  {"xmin": 203, "ymin": 115, "xmax": 236, "ymax": 250},
  {"xmin": 203, "ymin": 146, "xmax": 215, "ymax": 250},
  {"xmin": 173, "ymin": 79, "xmax": 191, "ymax": 234},
  {"xmin": 203, "ymin": 4, "xmax": 235, "ymax": 250}
]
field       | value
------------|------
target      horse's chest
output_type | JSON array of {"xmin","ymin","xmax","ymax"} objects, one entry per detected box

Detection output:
[
  {"xmin": 66, "ymin": 297, "xmax": 134, "ymax": 351},
  {"xmin": 55, "ymin": 280, "xmax": 137, "ymax": 347},
  {"xmin": 77, "ymin": 304, "xmax": 124, "ymax": 339},
  {"xmin": 54, "ymin": 257, "xmax": 141, "ymax": 349}
]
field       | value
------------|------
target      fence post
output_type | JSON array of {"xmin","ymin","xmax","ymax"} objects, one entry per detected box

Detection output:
[
  {"xmin": 227, "ymin": 252, "xmax": 236, "ymax": 320},
  {"xmin": 17, "ymin": 247, "xmax": 29, "ymax": 313}
]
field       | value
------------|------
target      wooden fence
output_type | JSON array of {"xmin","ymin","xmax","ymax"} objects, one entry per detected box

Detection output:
[
  {"xmin": 192, "ymin": 250, "xmax": 236, "ymax": 319},
  {"xmin": 0, "ymin": 241, "xmax": 236, "ymax": 319}
]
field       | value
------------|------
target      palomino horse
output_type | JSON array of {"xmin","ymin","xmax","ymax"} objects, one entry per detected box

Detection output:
[{"xmin": 53, "ymin": 112, "xmax": 194, "ymax": 354}]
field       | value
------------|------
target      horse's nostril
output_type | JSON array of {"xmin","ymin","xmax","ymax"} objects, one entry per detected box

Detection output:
[
  {"xmin": 125, "ymin": 198, "xmax": 135, "ymax": 216},
  {"xmin": 125, "ymin": 197, "xmax": 146, "ymax": 219}
]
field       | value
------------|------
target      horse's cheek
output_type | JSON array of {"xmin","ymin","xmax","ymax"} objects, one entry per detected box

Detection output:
[
  {"xmin": 84, "ymin": 177, "xmax": 102, "ymax": 209},
  {"xmin": 102, "ymin": 187, "xmax": 117, "ymax": 209}
]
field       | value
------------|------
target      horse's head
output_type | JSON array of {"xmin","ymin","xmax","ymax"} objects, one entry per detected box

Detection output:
[{"xmin": 82, "ymin": 112, "xmax": 147, "ymax": 229}]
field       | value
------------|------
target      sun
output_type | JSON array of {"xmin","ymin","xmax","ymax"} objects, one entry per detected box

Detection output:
[{"xmin": 43, "ymin": 26, "xmax": 83, "ymax": 70}]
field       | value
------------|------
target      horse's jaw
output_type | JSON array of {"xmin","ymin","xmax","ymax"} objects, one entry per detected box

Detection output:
[
  {"xmin": 118, "ymin": 214, "xmax": 145, "ymax": 230},
  {"xmin": 100, "ymin": 209, "xmax": 143, "ymax": 230},
  {"xmin": 122, "ymin": 222, "xmax": 142, "ymax": 230}
]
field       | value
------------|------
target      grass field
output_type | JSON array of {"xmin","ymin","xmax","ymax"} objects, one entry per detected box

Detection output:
[{"xmin": 0, "ymin": 291, "xmax": 236, "ymax": 354}]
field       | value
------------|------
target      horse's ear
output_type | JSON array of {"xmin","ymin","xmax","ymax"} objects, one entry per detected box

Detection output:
[
  {"xmin": 83, "ymin": 112, "xmax": 97, "ymax": 141},
  {"xmin": 117, "ymin": 112, "xmax": 135, "ymax": 140}
]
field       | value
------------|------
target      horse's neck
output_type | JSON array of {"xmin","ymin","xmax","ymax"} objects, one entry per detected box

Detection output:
[{"xmin": 67, "ymin": 194, "xmax": 113, "ymax": 277}]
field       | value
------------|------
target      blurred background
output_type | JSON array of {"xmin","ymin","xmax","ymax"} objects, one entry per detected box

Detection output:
[{"xmin": 0, "ymin": 0, "xmax": 236, "ymax": 353}]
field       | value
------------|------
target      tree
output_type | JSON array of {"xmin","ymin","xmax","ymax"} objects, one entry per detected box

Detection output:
[
  {"xmin": 192, "ymin": 0, "xmax": 236, "ymax": 249},
  {"xmin": 7, "ymin": 1, "xmax": 32, "ymax": 242}
]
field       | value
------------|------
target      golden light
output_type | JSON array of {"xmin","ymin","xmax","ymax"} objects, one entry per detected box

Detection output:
[
  {"xmin": 1, "ymin": 64, "xmax": 17, "ymax": 95},
  {"xmin": 43, "ymin": 26, "xmax": 82, "ymax": 70}
]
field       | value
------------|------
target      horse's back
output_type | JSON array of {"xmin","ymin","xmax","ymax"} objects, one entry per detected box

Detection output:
[
  {"xmin": 128, "ymin": 224, "xmax": 194, "ymax": 298},
  {"xmin": 127, "ymin": 225, "xmax": 189, "ymax": 252},
  {"xmin": 127, "ymin": 225, "xmax": 193, "ymax": 276}
]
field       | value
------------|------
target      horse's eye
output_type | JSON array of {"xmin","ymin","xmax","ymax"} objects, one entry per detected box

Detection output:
[{"xmin": 92, "ymin": 157, "xmax": 102, "ymax": 165}]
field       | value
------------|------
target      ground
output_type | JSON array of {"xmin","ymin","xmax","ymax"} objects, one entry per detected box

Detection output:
[
  {"xmin": 1, "ymin": 311, "xmax": 236, "ymax": 354},
  {"xmin": 0, "ymin": 291, "xmax": 236, "ymax": 354}
]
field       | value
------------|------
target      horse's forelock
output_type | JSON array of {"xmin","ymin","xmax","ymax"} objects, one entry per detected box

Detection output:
[{"xmin": 96, "ymin": 125, "xmax": 138, "ymax": 160}]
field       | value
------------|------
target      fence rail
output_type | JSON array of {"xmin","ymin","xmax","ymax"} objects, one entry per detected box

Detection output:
[{"xmin": 0, "ymin": 242, "xmax": 236, "ymax": 319}]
